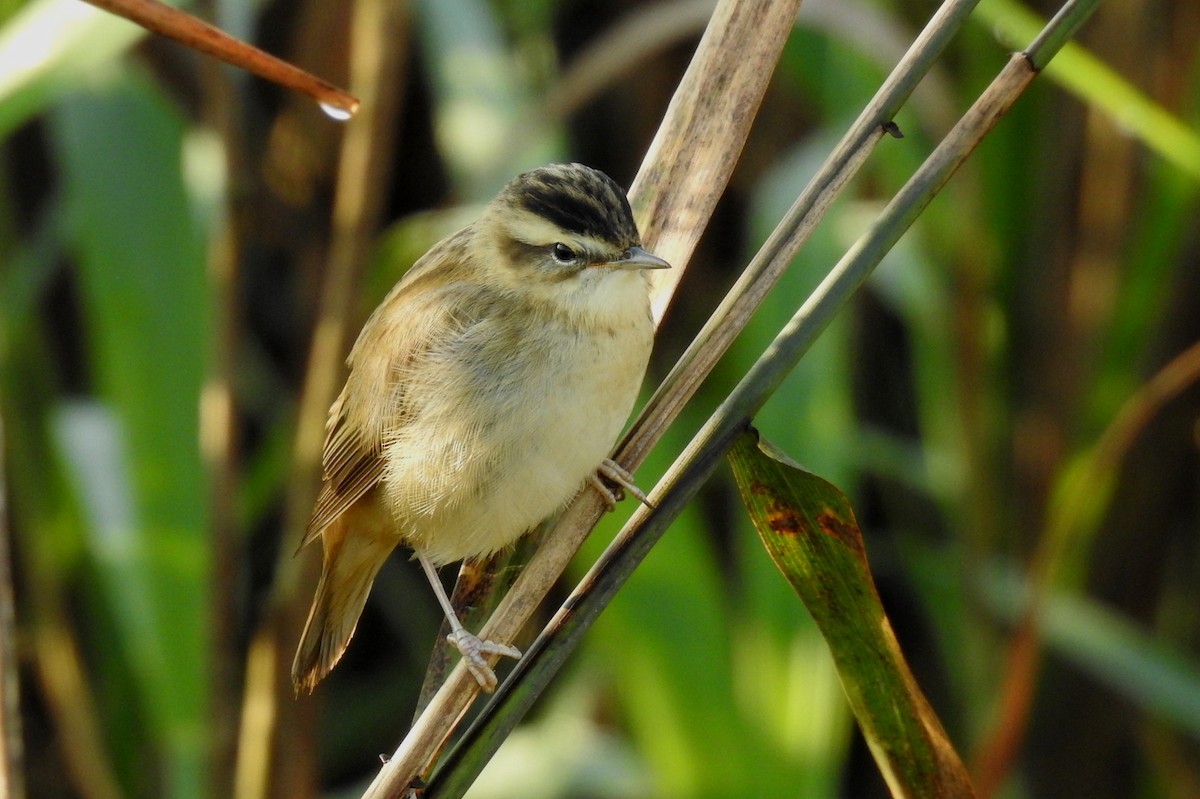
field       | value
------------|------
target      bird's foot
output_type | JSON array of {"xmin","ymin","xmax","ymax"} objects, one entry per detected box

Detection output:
[
  {"xmin": 589, "ymin": 458, "xmax": 653, "ymax": 510},
  {"xmin": 447, "ymin": 627, "xmax": 521, "ymax": 692}
]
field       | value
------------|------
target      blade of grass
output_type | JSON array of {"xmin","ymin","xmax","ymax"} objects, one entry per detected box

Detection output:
[
  {"xmin": 974, "ymin": 337, "xmax": 1200, "ymax": 793},
  {"xmin": 977, "ymin": 0, "xmax": 1200, "ymax": 181},
  {"xmin": 420, "ymin": 0, "xmax": 1000, "ymax": 788},
  {"xmin": 982, "ymin": 561, "xmax": 1200, "ymax": 739}
]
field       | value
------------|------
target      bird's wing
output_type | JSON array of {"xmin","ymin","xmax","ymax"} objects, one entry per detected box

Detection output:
[
  {"xmin": 300, "ymin": 392, "xmax": 386, "ymax": 549},
  {"xmin": 299, "ymin": 235, "xmax": 476, "ymax": 550}
]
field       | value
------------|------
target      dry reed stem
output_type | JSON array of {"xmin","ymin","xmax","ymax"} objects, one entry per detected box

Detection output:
[
  {"xmin": 232, "ymin": 2, "xmax": 410, "ymax": 798},
  {"xmin": 359, "ymin": 0, "xmax": 804, "ymax": 796}
]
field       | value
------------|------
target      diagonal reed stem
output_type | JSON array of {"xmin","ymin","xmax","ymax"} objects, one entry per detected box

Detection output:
[
  {"xmin": 359, "ymin": 0, "xmax": 803, "ymax": 794},
  {"xmin": 385, "ymin": 0, "xmax": 988, "ymax": 792},
  {"xmin": 425, "ymin": 0, "xmax": 1102, "ymax": 793}
]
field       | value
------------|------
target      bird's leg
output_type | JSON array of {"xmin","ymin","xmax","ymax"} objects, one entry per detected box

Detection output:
[
  {"xmin": 589, "ymin": 457, "xmax": 653, "ymax": 510},
  {"xmin": 417, "ymin": 553, "xmax": 521, "ymax": 692}
]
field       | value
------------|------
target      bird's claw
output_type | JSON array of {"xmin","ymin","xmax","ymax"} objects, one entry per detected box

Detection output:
[
  {"xmin": 447, "ymin": 628, "xmax": 521, "ymax": 692},
  {"xmin": 590, "ymin": 458, "xmax": 652, "ymax": 510}
]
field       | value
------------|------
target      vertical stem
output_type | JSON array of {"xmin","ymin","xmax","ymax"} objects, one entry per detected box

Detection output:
[
  {"xmin": 234, "ymin": 0, "xmax": 409, "ymax": 796},
  {"xmin": 195, "ymin": 5, "xmax": 243, "ymax": 789},
  {"xmin": 0, "ymin": 411, "xmax": 25, "ymax": 799},
  {"xmin": 630, "ymin": 0, "xmax": 806, "ymax": 321}
]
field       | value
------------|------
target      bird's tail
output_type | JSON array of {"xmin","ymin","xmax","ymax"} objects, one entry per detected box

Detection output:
[{"xmin": 292, "ymin": 516, "xmax": 394, "ymax": 694}]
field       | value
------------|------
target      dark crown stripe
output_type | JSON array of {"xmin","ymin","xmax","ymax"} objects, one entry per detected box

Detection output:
[{"xmin": 509, "ymin": 164, "xmax": 639, "ymax": 245}]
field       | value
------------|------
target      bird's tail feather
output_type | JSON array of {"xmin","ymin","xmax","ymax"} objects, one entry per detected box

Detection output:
[{"xmin": 292, "ymin": 518, "xmax": 394, "ymax": 694}]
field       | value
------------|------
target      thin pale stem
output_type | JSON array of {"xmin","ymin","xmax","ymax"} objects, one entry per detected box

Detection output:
[{"xmin": 81, "ymin": 0, "xmax": 359, "ymax": 117}]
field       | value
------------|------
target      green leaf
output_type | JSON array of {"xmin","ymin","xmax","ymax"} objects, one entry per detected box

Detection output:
[
  {"xmin": 51, "ymin": 66, "xmax": 211, "ymax": 798},
  {"xmin": 728, "ymin": 428, "xmax": 974, "ymax": 799}
]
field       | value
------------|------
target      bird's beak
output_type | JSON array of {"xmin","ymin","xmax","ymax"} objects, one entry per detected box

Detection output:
[{"xmin": 606, "ymin": 245, "xmax": 671, "ymax": 271}]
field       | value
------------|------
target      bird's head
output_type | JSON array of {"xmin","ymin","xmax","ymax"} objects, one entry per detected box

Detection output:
[{"xmin": 481, "ymin": 163, "xmax": 670, "ymax": 290}]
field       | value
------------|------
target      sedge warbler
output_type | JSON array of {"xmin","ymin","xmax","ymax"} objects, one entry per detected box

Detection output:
[{"xmin": 292, "ymin": 163, "xmax": 668, "ymax": 694}]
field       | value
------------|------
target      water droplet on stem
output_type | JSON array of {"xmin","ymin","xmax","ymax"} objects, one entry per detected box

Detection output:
[{"xmin": 320, "ymin": 102, "xmax": 355, "ymax": 121}]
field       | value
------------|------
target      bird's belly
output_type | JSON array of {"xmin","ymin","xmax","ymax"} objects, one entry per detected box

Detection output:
[{"xmin": 383, "ymin": 321, "xmax": 649, "ymax": 565}]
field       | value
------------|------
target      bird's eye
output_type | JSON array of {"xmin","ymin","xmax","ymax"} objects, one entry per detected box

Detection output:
[{"xmin": 551, "ymin": 243, "xmax": 578, "ymax": 264}]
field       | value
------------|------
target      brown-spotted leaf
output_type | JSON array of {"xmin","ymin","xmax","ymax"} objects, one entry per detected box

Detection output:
[{"xmin": 729, "ymin": 428, "xmax": 975, "ymax": 799}]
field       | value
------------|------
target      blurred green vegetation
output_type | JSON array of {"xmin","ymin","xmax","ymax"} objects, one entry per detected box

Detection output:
[{"xmin": 1, "ymin": 0, "xmax": 1198, "ymax": 798}]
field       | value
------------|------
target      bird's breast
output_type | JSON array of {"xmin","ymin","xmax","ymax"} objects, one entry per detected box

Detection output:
[{"xmin": 381, "ymin": 279, "xmax": 653, "ymax": 565}]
